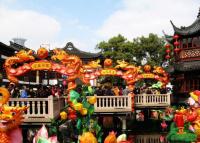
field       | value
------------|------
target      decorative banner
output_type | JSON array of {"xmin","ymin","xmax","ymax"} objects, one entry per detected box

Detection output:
[
  {"xmin": 100, "ymin": 69, "xmax": 117, "ymax": 76},
  {"xmin": 31, "ymin": 61, "xmax": 52, "ymax": 70},
  {"xmin": 140, "ymin": 73, "xmax": 155, "ymax": 79}
]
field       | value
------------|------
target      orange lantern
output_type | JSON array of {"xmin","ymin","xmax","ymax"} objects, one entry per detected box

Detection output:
[
  {"xmin": 37, "ymin": 47, "xmax": 48, "ymax": 59},
  {"xmin": 104, "ymin": 59, "xmax": 112, "ymax": 67}
]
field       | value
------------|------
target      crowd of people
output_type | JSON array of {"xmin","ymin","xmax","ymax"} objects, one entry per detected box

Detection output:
[
  {"xmin": 7, "ymin": 83, "xmax": 65, "ymax": 98},
  {"xmin": 5, "ymin": 81, "xmax": 168, "ymax": 99},
  {"xmin": 94, "ymin": 83, "xmax": 167, "ymax": 96}
]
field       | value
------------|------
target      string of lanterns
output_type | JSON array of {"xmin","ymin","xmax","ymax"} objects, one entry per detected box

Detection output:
[{"xmin": 165, "ymin": 34, "xmax": 181, "ymax": 60}]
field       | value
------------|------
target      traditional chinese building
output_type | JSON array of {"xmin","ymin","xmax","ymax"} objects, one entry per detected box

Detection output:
[{"xmin": 165, "ymin": 8, "xmax": 200, "ymax": 103}]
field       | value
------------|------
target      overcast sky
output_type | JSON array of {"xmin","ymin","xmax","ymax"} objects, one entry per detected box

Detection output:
[{"xmin": 0, "ymin": 0, "xmax": 199, "ymax": 52}]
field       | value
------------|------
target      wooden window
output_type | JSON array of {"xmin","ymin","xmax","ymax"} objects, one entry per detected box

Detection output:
[
  {"xmin": 182, "ymin": 39, "xmax": 187, "ymax": 48},
  {"xmin": 188, "ymin": 38, "xmax": 192, "ymax": 48}
]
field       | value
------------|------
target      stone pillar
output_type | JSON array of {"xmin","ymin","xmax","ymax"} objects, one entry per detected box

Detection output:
[
  {"xmin": 119, "ymin": 116, "xmax": 127, "ymax": 131},
  {"xmin": 36, "ymin": 71, "xmax": 40, "ymax": 84}
]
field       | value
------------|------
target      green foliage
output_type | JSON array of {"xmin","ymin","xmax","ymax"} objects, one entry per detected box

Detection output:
[
  {"xmin": 96, "ymin": 33, "xmax": 165, "ymax": 66},
  {"xmin": 167, "ymin": 122, "xmax": 197, "ymax": 143},
  {"xmin": 49, "ymin": 85, "xmax": 102, "ymax": 143}
]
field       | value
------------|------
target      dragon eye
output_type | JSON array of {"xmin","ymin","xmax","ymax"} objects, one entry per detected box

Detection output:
[{"xmin": 12, "ymin": 112, "xmax": 16, "ymax": 116}]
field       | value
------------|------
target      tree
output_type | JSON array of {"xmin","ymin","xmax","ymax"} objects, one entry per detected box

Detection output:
[
  {"xmin": 133, "ymin": 33, "xmax": 165, "ymax": 66},
  {"xmin": 96, "ymin": 33, "xmax": 165, "ymax": 66},
  {"xmin": 96, "ymin": 34, "xmax": 134, "ymax": 64}
]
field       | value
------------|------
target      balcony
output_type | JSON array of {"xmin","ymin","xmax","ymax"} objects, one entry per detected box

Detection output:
[
  {"xmin": 8, "ymin": 94, "xmax": 170, "ymax": 124},
  {"xmin": 8, "ymin": 96, "xmax": 65, "ymax": 124}
]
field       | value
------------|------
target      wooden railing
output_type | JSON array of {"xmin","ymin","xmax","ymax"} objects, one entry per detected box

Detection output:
[
  {"xmin": 7, "ymin": 94, "xmax": 170, "ymax": 123},
  {"xmin": 8, "ymin": 96, "xmax": 65, "ymax": 123},
  {"xmin": 135, "ymin": 94, "xmax": 170, "ymax": 107},
  {"xmin": 94, "ymin": 96, "xmax": 132, "ymax": 113}
]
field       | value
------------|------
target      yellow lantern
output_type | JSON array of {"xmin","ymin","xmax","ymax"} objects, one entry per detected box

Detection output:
[
  {"xmin": 73, "ymin": 103, "xmax": 83, "ymax": 111},
  {"xmin": 88, "ymin": 96, "xmax": 97, "ymax": 104},
  {"xmin": 60, "ymin": 111, "xmax": 67, "ymax": 120},
  {"xmin": 80, "ymin": 108, "xmax": 88, "ymax": 115}
]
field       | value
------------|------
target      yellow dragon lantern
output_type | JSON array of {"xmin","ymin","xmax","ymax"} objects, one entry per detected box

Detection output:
[{"xmin": 0, "ymin": 87, "xmax": 27, "ymax": 143}]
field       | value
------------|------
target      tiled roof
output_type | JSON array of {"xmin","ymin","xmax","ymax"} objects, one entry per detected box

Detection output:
[
  {"xmin": 63, "ymin": 42, "xmax": 102, "ymax": 59},
  {"xmin": 170, "ymin": 8, "xmax": 200, "ymax": 36}
]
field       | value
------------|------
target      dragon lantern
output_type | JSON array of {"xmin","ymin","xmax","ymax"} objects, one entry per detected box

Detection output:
[{"xmin": 0, "ymin": 87, "xmax": 27, "ymax": 143}]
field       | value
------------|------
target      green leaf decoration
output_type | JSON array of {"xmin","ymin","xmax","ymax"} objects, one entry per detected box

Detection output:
[
  {"xmin": 95, "ymin": 124, "xmax": 101, "ymax": 135},
  {"xmin": 88, "ymin": 105, "xmax": 94, "ymax": 115},
  {"xmin": 97, "ymin": 132, "xmax": 103, "ymax": 143},
  {"xmin": 76, "ymin": 119, "xmax": 82, "ymax": 130},
  {"xmin": 37, "ymin": 137, "xmax": 49, "ymax": 143},
  {"xmin": 88, "ymin": 86, "xmax": 93, "ymax": 94},
  {"xmin": 70, "ymin": 90, "xmax": 80, "ymax": 101},
  {"xmin": 83, "ymin": 101, "xmax": 90, "ymax": 109},
  {"xmin": 72, "ymin": 99, "xmax": 78, "ymax": 104}
]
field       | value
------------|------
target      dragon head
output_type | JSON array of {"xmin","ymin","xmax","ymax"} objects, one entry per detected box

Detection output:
[
  {"xmin": 16, "ymin": 50, "xmax": 35, "ymax": 62},
  {"xmin": 0, "ymin": 87, "xmax": 27, "ymax": 132},
  {"xmin": 0, "ymin": 105, "xmax": 27, "ymax": 132}
]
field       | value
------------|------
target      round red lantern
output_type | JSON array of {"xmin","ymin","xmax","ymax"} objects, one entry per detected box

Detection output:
[
  {"xmin": 174, "ymin": 41, "xmax": 179, "ymax": 46},
  {"xmin": 174, "ymin": 48, "xmax": 180, "ymax": 53},
  {"xmin": 165, "ymin": 44, "xmax": 171, "ymax": 49},
  {"xmin": 104, "ymin": 59, "xmax": 112, "ymax": 67},
  {"xmin": 173, "ymin": 34, "xmax": 179, "ymax": 39},
  {"xmin": 166, "ymin": 49, "xmax": 170, "ymax": 53},
  {"xmin": 143, "ymin": 65, "xmax": 151, "ymax": 72},
  {"xmin": 165, "ymin": 55, "xmax": 170, "ymax": 59},
  {"xmin": 37, "ymin": 47, "xmax": 48, "ymax": 59}
]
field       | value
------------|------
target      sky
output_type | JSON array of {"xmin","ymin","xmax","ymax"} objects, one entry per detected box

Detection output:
[{"xmin": 0, "ymin": 0, "xmax": 199, "ymax": 52}]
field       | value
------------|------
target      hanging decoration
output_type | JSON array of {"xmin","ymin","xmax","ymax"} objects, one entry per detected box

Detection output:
[
  {"xmin": 165, "ymin": 44, "xmax": 171, "ymax": 60},
  {"xmin": 173, "ymin": 34, "xmax": 180, "ymax": 54}
]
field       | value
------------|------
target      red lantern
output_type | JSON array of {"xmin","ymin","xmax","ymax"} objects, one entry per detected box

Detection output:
[
  {"xmin": 37, "ymin": 47, "xmax": 48, "ymax": 59},
  {"xmin": 173, "ymin": 34, "xmax": 179, "ymax": 39},
  {"xmin": 104, "ymin": 59, "xmax": 112, "ymax": 67},
  {"xmin": 174, "ymin": 48, "xmax": 180, "ymax": 53},
  {"xmin": 165, "ymin": 55, "xmax": 170, "ymax": 59},
  {"xmin": 165, "ymin": 44, "xmax": 171, "ymax": 49},
  {"xmin": 166, "ymin": 49, "xmax": 170, "ymax": 53},
  {"xmin": 174, "ymin": 41, "xmax": 179, "ymax": 46}
]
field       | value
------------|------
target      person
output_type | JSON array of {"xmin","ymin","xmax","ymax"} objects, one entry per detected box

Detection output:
[
  {"xmin": 8, "ymin": 83, "xmax": 15, "ymax": 97},
  {"xmin": 20, "ymin": 86, "xmax": 28, "ymax": 98},
  {"xmin": 105, "ymin": 86, "xmax": 114, "ymax": 96},
  {"xmin": 123, "ymin": 86, "xmax": 129, "ymax": 95},
  {"xmin": 112, "ymin": 86, "xmax": 120, "ymax": 96},
  {"xmin": 51, "ymin": 86, "xmax": 56, "ymax": 96},
  {"xmin": 29, "ymin": 88, "xmax": 36, "ymax": 98},
  {"xmin": 12, "ymin": 87, "xmax": 20, "ymax": 98}
]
